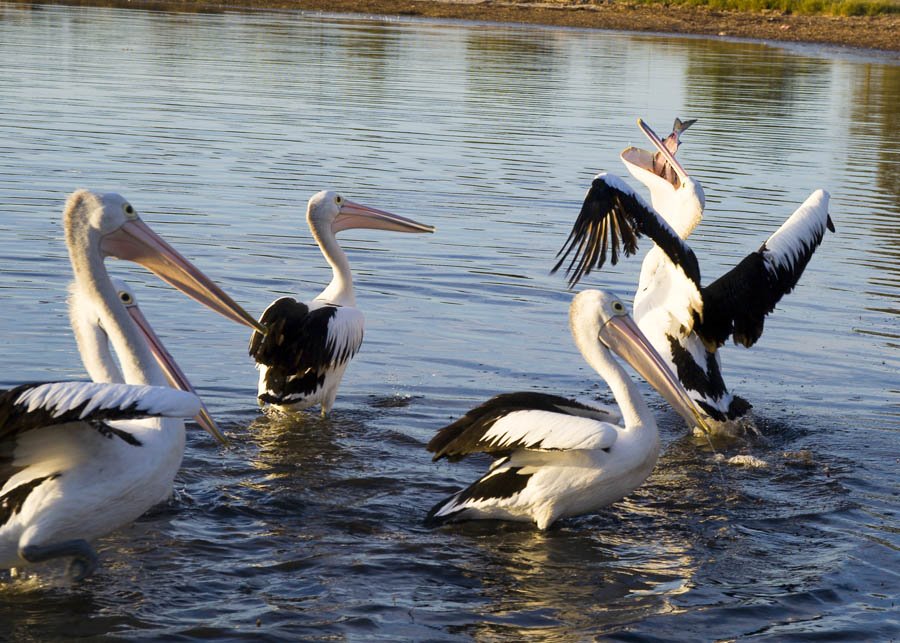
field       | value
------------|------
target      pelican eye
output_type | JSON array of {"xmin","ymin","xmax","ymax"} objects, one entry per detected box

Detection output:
[
  {"xmin": 335, "ymin": 195, "xmax": 343, "ymax": 205},
  {"xmin": 119, "ymin": 292, "xmax": 133, "ymax": 305},
  {"xmin": 611, "ymin": 301, "xmax": 626, "ymax": 314},
  {"xmin": 123, "ymin": 203, "xmax": 137, "ymax": 218}
]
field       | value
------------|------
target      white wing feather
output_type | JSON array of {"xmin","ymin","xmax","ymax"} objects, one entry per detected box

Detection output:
[
  {"xmin": 599, "ymin": 171, "xmax": 640, "ymax": 198},
  {"xmin": 481, "ymin": 410, "xmax": 619, "ymax": 452},
  {"xmin": 325, "ymin": 307, "xmax": 365, "ymax": 365},
  {"xmin": 763, "ymin": 189, "xmax": 830, "ymax": 273},
  {"xmin": 15, "ymin": 382, "xmax": 200, "ymax": 420}
]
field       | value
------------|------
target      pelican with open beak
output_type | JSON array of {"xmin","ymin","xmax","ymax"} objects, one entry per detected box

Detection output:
[{"xmin": 553, "ymin": 119, "xmax": 833, "ymax": 435}]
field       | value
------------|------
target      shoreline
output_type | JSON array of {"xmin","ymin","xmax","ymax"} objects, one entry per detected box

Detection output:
[{"xmin": 21, "ymin": 0, "xmax": 900, "ymax": 53}]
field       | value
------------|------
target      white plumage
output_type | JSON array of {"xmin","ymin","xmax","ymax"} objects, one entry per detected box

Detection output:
[
  {"xmin": 477, "ymin": 410, "xmax": 619, "ymax": 453},
  {"xmin": 426, "ymin": 290, "xmax": 710, "ymax": 530},
  {"xmin": 555, "ymin": 119, "xmax": 834, "ymax": 435},
  {"xmin": 0, "ymin": 189, "xmax": 258, "ymax": 580},
  {"xmin": 0, "ymin": 381, "xmax": 201, "ymax": 576},
  {"xmin": 13, "ymin": 381, "xmax": 200, "ymax": 421},
  {"xmin": 250, "ymin": 190, "xmax": 434, "ymax": 416},
  {"xmin": 763, "ymin": 190, "xmax": 831, "ymax": 272}
]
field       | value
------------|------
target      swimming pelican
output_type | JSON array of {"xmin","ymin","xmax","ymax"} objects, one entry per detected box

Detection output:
[
  {"xmin": 426, "ymin": 290, "xmax": 710, "ymax": 530},
  {"xmin": 553, "ymin": 119, "xmax": 834, "ymax": 434},
  {"xmin": 0, "ymin": 189, "xmax": 261, "ymax": 580},
  {"xmin": 249, "ymin": 190, "xmax": 434, "ymax": 416},
  {"xmin": 0, "ymin": 381, "xmax": 201, "ymax": 579}
]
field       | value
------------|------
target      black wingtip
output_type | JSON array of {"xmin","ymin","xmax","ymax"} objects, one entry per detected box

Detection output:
[
  {"xmin": 826, "ymin": 215, "xmax": 835, "ymax": 233},
  {"xmin": 426, "ymin": 423, "xmax": 457, "ymax": 460},
  {"xmin": 423, "ymin": 500, "xmax": 460, "ymax": 528},
  {"xmin": 423, "ymin": 514, "xmax": 448, "ymax": 529}
]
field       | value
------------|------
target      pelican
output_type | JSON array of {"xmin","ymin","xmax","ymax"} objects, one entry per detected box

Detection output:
[
  {"xmin": 249, "ymin": 190, "xmax": 434, "ymax": 416},
  {"xmin": 0, "ymin": 381, "xmax": 202, "ymax": 579},
  {"xmin": 553, "ymin": 119, "xmax": 834, "ymax": 435},
  {"xmin": 68, "ymin": 277, "xmax": 222, "ymax": 441},
  {"xmin": 425, "ymin": 290, "xmax": 710, "ymax": 530},
  {"xmin": 0, "ymin": 189, "xmax": 261, "ymax": 580}
]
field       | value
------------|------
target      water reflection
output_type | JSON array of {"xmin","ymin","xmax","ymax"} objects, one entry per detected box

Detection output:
[
  {"xmin": 850, "ymin": 64, "xmax": 900, "ymax": 201},
  {"xmin": 432, "ymin": 495, "xmax": 699, "ymax": 639},
  {"xmin": 0, "ymin": 582, "xmax": 134, "ymax": 638},
  {"xmin": 242, "ymin": 411, "xmax": 384, "ymax": 527}
]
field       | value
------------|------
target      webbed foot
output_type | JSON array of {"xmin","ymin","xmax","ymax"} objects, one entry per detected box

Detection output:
[{"xmin": 20, "ymin": 539, "xmax": 98, "ymax": 581}]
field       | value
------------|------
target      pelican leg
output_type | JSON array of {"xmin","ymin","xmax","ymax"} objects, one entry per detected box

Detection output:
[{"xmin": 20, "ymin": 539, "xmax": 98, "ymax": 581}]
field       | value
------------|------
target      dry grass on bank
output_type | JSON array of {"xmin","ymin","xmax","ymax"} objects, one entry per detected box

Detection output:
[{"xmin": 630, "ymin": 0, "xmax": 900, "ymax": 16}]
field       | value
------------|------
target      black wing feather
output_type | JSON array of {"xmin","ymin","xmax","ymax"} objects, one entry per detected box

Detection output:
[
  {"xmin": 696, "ymin": 207, "xmax": 833, "ymax": 348},
  {"xmin": 552, "ymin": 174, "xmax": 701, "ymax": 288},
  {"xmin": 424, "ymin": 463, "xmax": 532, "ymax": 527},
  {"xmin": 0, "ymin": 382, "xmax": 158, "ymax": 440},
  {"xmin": 249, "ymin": 297, "xmax": 340, "ymax": 374}
]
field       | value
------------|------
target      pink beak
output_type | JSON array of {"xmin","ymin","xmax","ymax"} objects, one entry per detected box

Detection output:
[
  {"xmin": 125, "ymin": 303, "xmax": 227, "ymax": 444},
  {"xmin": 636, "ymin": 118, "xmax": 692, "ymax": 186},
  {"xmin": 332, "ymin": 200, "xmax": 435, "ymax": 234},
  {"xmin": 100, "ymin": 218, "xmax": 264, "ymax": 334},
  {"xmin": 600, "ymin": 312, "xmax": 710, "ymax": 434}
]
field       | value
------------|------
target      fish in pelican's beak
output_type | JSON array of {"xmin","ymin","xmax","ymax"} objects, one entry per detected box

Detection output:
[
  {"xmin": 653, "ymin": 117, "xmax": 696, "ymax": 178},
  {"xmin": 621, "ymin": 118, "xmax": 696, "ymax": 192},
  {"xmin": 637, "ymin": 118, "xmax": 693, "ymax": 186},
  {"xmin": 117, "ymin": 284, "xmax": 228, "ymax": 445},
  {"xmin": 332, "ymin": 199, "xmax": 436, "ymax": 235},
  {"xmin": 98, "ymin": 213, "xmax": 264, "ymax": 334},
  {"xmin": 599, "ymin": 303, "xmax": 711, "ymax": 434},
  {"xmin": 620, "ymin": 119, "xmax": 705, "ymax": 233}
]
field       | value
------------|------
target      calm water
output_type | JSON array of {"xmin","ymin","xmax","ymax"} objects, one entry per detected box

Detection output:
[{"xmin": 0, "ymin": 4, "xmax": 898, "ymax": 640}]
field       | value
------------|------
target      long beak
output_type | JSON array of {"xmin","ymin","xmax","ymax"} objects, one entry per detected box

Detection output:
[
  {"xmin": 125, "ymin": 303, "xmax": 228, "ymax": 445},
  {"xmin": 599, "ymin": 313, "xmax": 711, "ymax": 434},
  {"xmin": 101, "ymin": 219, "xmax": 265, "ymax": 334},
  {"xmin": 332, "ymin": 200, "xmax": 435, "ymax": 234},
  {"xmin": 637, "ymin": 118, "xmax": 691, "ymax": 186}
]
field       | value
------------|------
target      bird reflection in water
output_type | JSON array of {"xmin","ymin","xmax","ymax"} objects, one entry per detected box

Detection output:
[
  {"xmin": 243, "ymin": 409, "xmax": 413, "ymax": 537},
  {"xmin": 434, "ymin": 514, "xmax": 698, "ymax": 639}
]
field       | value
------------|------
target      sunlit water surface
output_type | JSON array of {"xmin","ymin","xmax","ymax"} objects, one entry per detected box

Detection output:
[{"xmin": 0, "ymin": 4, "xmax": 897, "ymax": 640}]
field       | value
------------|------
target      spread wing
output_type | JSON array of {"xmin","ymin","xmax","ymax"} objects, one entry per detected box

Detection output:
[
  {"xmin": 696, "ymin": 189, "xmax": 834, "ymax": 348},
  {"xmin": 427, "ymin": 392, "xmax": 620, "ymax": 462},
  {"xmin": 552, "ymin": 173, "xmax": 701, "ymax": 290}
]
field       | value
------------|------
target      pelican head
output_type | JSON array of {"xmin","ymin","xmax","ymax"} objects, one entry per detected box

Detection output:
[
  {"xmin": 620, "ymin": 119, "xmax": 705, "ymax": 238},
  {"xmin": 571, "ymin": 290, "xmax": 710, "ymax": 434},
  {"xmin": 307, "ymin": 190, "xmax": 435, "ymax": 237},
  {"xmin": 63, "ymin": 189, "xmax": 264, "ymax": 333},
  {"xmin": 112, "ymin": 279, "xmax": 227, "ymax": 444}
]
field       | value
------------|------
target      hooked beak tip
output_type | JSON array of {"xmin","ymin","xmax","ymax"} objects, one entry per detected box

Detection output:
[{"xmin": 693, "ymin": 414, "xmax": 712, "ymax": 436}]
